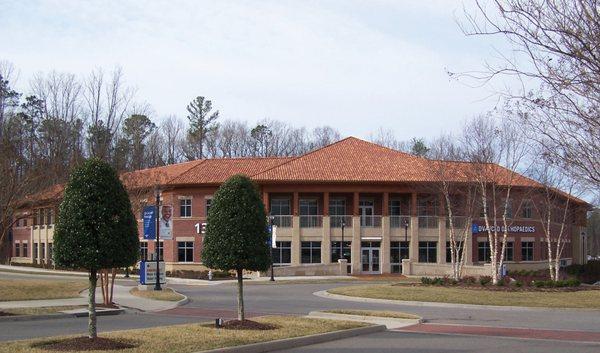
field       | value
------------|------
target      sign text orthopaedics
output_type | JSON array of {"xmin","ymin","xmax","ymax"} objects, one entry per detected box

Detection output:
[{"xmin": 472, "ymin": 224, "xmax": 536, "ymax": 234}]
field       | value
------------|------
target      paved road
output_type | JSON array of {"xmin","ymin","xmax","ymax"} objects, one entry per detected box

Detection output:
[
  {"xmin": 172, "ymin": 281, "xmax": 600, "ymax": 332},
  {"xmin": 271, "ymin": 330, "xmax": 600, "ymax": 353},
  {"xmin": 2, "ymin": 270, "xmax": 600, "ymax": 352}
]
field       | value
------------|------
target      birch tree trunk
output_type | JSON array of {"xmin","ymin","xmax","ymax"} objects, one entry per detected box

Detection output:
[
  {"xmin": 88, "ymin": 269, "xmax": 97, "ymax": 339},
  {"xmin": 236, "ymin": 268, "xmax": 245, "ymax": 321}
]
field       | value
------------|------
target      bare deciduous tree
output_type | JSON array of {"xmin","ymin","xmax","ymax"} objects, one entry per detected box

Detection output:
[
  {"xmin": 460, "ymin": 0, "xmax": 600, "ymax": 196},
  {"xmin": 462, "ymin": 114, "xmax": 530, "ymax": 284}
]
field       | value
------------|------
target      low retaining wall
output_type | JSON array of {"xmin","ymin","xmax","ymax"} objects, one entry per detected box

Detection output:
[
  {"xmin": 258, "ymin": 260, "xmax": 348, "ymax": 277},
  {"xmin": 402, "ymin": 259, "xmax": 493, "ymax": 277}
]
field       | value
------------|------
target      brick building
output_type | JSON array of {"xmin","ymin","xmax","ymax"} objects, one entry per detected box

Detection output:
[{"xmin": 9, "ymin": 137, "xmax": 590, "ymax": 276}]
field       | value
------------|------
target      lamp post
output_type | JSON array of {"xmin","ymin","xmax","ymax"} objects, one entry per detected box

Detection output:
[
  {"xmin": 154, "ymin": 187, "xmax": 162, "ymax": 291},
  {"xmin": 340, "ymin": 218, "xmax": 345, "ymax": 261},
  {"xmin": 269, "ymin": 216, "xmax": 275, "ymax": 282}
]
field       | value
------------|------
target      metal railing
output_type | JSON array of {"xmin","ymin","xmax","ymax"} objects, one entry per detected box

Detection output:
[
  {"xmin": 418, "ymin": 216, "xmax": 439, "ymax": 229},
  {"xmin": 330, "ymin": 215, "xmax": 353, "ymax": 228},
  {"xmin": 300, "ymin": 215, "xmax": 323, "ymax": 228},
  {"xmin": 390, "ymin": 215, "xmax": 411, "ymax": 228},
  {"xmin": 271, "ymin": 215, "xmax": 293, "ymax": 228},
  {"xmin": 360, "ymin": 215, "xmax": 382, "ymax": 228}
]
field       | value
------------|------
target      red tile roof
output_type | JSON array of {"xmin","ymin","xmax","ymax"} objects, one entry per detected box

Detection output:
[
  {"xmin": 167, "ymin": 157, "xmax": 293, "ymax": 185},
  {"xmin": 21, "ymin": 137, "xmax": 588, "ymax": 206}
]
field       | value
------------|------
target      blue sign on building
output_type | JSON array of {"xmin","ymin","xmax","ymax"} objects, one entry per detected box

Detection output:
[
  {"xmin": 143, "ymin": 206, "xmax": 157, "ymax": 240},
  {"xmin": 471, "ymin": 223, "xmax": 479, "ymax": 234}
]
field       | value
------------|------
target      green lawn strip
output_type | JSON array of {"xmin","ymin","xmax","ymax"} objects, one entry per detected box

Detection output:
[
  {"xmin": 246, "ymin": 278, "xmax": 360, "ymax": 285},
  {"xmin": 323, "ymin": 309, "xmax": 421, "ymax": 319},
  {"xmin": 129, "ymin": 287, "xmax": 185, "ymax": 302},
  {"xmin": 1, "ymin": 305, "xmax": 86, "ymax": 316},
  {"xmin": 0, "ymin": 316, "xmax": 367, "ymax": 353},
  {"xmin": 0, "ymin": 279, "xmax": 88, "ymax": 301},
  {"xmin": 328, "ymin": 284, "xmax": 600, "ymax": 309}
]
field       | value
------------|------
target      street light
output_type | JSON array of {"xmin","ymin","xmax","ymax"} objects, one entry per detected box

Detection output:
[{"xmin": 154, "ymin": 187, "xmax": 162, "ymax": 291}]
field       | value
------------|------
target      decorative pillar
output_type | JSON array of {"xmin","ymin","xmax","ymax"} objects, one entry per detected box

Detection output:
[
  {"xmin": 322, "ymin": 192, "xmax": 331, "ymax": 264},
  {"xmin": 381, "ymin": 192, "xmax": 390, "ymax": 273},
  {"xmin": 291, "ymin": 191, "xmax": 300, "ymax": 266},
  {"xmin": 409, "ymin": 192, "xmax": 419, "ymax": 262}
]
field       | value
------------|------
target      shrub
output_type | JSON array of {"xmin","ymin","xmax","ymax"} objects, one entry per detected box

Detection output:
[
  {"xmin": 565, "ymin": 264, "xmax": 584, "ymax": 276},
  {"xmin": 432, "ymin": 277, "xmax": 444, "ymax": 286},
  {"xmin": 565, "ymin": 278, "xmax": 581, "ymax": 287},
  {"xmin": 515, "ymin": 280, "xmax": 523, "ymax": 287},
  {"xmin": 421, "ymin": 277, "xmax": 432, "ymax": 285},
  {"xmin": 462, "ymin": 276, "xmax": 476, "ymax": 285},
  {"xmin": 479, "ymin": 276, "xmax": 492, "ymax": 286}
]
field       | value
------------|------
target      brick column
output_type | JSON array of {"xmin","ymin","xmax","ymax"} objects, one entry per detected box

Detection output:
[
  {"xmin": 291, "ymin": 216, "xmax": 301, "ymax": 266},
  {"xmin": 322, "ymin": 191, "xmax": 331, "ymax": 264},
  {"xmin": 352, "ymin": 215, "xmax": 361, "ymax": 274},
  {"xmin": 409, "ymin": 192, "xmax": 418, "ymax": 262},
  {"xmin": 381, "ymin": 192, "xmax": 390, "ymax": 273}
]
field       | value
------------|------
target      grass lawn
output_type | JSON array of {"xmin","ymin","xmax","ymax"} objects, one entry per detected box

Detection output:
[
  {"xmin": 328, "ymin": 284, "xmax": 600, "ymax": 309},
  {"xmin": 0, "ymin": 279, "xmax": 88, "ymax": 301},
  {"xmin": 323, "ymin": 309, "xmax": 421, "ymax": 319},
  {"xmin": 1, "ymin": 305, "xmax": 85, "ymax": 316},
  {"xmin": 129, "ymin": 287, "xmax": 185, "ymax": 302},
  {"xmin": 0, "ymin": 316, "xmax": 367, "ymax": 353}
]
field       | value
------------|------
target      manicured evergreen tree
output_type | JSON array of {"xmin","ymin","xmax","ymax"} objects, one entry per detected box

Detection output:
[
  {"xmin": 202, "ymin": 174, "xmax": 271, "ymax": 321},
  {"xmin": 54, "ymin": 158, "xmax": 139, "ymax": 339}
]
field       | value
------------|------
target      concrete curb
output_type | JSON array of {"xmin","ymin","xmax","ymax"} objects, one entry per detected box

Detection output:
[
  {"xmin": 195, "ymin": 324, "xmax": 386, "ymax": 353},
  {"xmin": 315, "ymin": 290, "xmax": 600, "ymax": 312},
  {"xmin": 0, "ymin": 308, "xmax": 124, "ymax": 322},
  {"xmin": 307, "ymin": 311, "xmax": 422, "ymax": 329}
]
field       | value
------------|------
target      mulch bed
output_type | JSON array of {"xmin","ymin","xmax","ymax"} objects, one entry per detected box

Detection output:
[
  {"xmin": 0, "ymin": 311, "xmax": 15, "ymax": 316},
  {"xmin": 34, "ymin": 337, "xmax": 137, "ymax": 351},
  {"xmin": 400, "ymin": 283, "xmax": 599, "ymax": 292},
  {"xmin": 221, "ymin": 319, "xmax": 278, "ymax": 330}
]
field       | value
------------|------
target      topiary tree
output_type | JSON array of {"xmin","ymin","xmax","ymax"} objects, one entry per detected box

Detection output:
[
  {"xmin": 54, "ymin": 158, "xmax": 139, "ymax": 339},
  {"xmin": 202, "ymin": 174, "xmax": 271, "ymax": 321}
]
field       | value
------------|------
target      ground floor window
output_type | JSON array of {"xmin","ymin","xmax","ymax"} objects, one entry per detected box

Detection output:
[
  {"xmin": 140, "ymin": 242, "xmax": 148, "ymax": 261},
  {"xmin": 301, "ymin": 241, "xmax": 321, "ymax": 264},
  {"xmin": 390, "ymin": 241, "xmax": 409, "ymax": 273},
  {"xmin": 446, "ymin": 241, "xmax": 464, "ymax": 263},
  {"xmin": 273, "ymin": 241, "xmax": 291, "ymax": 266},
  {"xmin": 478, "ymin": 241, "xmax": 490, "ymax": 263},
  {"xmin": 521, "ymin": 241, "xmax": 534, "ymax": 261},
  {"xmin": 178, "ymin": 241, "xmax": 194, "ymax": 262},
  {"xmin": 152, "ymin": 241, "xmax": 163, "ymax": 261},
  {"xmin": 41, "ymin": 243, "xmax": 45, "ymax": 260},
  {"xmin": 22, "ymin": 243, "xmax": 28, "ymax": 258},
  {"xmin": 33, "ymin": 243, "xmax": 38, "ymax": 260},
  {"xmin": 48, "ymin": 243, "xmax": 53, "ymax": 263},
  {"xmin": 331, "ymin": 241, "xmax": 351, "ymax": 262},
  {"xmin": 418, "ymin": 241, "xmax": 437, "ymax": 263},
  {"xmin": 14, "ymin": 243, "xmax": 20, "ymax": 257},
  {"xmin": 504, "ymin": 241, "xmax": 514, "ymax": 261}
]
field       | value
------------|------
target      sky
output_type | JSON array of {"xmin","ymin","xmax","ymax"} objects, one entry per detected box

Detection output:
[{"xmin": 0, "ymin": 0, "xmax": 512, "ymax": 141}]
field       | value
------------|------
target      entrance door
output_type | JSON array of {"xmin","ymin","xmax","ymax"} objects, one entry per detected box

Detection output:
[
  {"xmin": 359, "ymin": 199, "xmax": 374, "ymax": 227},
  {"xmin": 361, "ymin": 241, "xmax": 381, "ymax": 274}
]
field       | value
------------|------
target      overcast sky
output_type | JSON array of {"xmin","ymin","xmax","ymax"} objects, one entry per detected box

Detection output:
[{"xmin": 0, "ymin": 0, "xmax": 512, "ymax": 141}]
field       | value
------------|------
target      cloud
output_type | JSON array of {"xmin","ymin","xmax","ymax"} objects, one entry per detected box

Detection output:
[{"xmin": 0, "ymin": 0, "xmax": 509, "ymax": 140}]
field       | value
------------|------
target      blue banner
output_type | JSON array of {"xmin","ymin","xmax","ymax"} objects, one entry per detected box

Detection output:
[{"xmin": 143, "ymin": 206, "xmax": 157, "ymax": 240}]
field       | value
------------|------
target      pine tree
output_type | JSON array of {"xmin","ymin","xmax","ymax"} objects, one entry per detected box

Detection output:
[
  {"xmin": 53, "ymin": 158, "xmax": 139, "ymax": 339},
  {"xmin": 202, "ymin": 174, "xmax": 270, "ymax": 321}
]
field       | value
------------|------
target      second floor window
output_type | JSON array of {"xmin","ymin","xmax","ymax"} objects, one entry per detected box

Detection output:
[
  {"xmin": 522, "ymin": 200, "xmax": 533, "ymax": 219},
  {"xmin": 46, "ymin": 208, "xmax": 54, "ymax": 225},
  {"xmin": 271, "ymin": 198, "xmax": 291, "ymax": 215},
  {"xmin": 205, "ymin": 198, "xmax": 212, "ymax": 217},
  {"xmin": 180, "ymin": 198, "xmax": 192, "ymax": 218}
]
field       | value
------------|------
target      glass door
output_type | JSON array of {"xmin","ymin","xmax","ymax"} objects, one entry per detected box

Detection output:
[
  {"xmin": 359, "ymin": 199, "xmax": 374, "ymax": 227},
  {"xmin": 361, "ymin": 242, "xmax": 381, "ymax": 274}
]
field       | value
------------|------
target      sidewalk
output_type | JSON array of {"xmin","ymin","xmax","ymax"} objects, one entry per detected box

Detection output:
[
  {"xmin": 0, "ymin": 284, "xmax": 184, "ymax": 312},
  {"xmin": 0, "ymin": 264, "xmax": 354, "ymax": 285}
]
